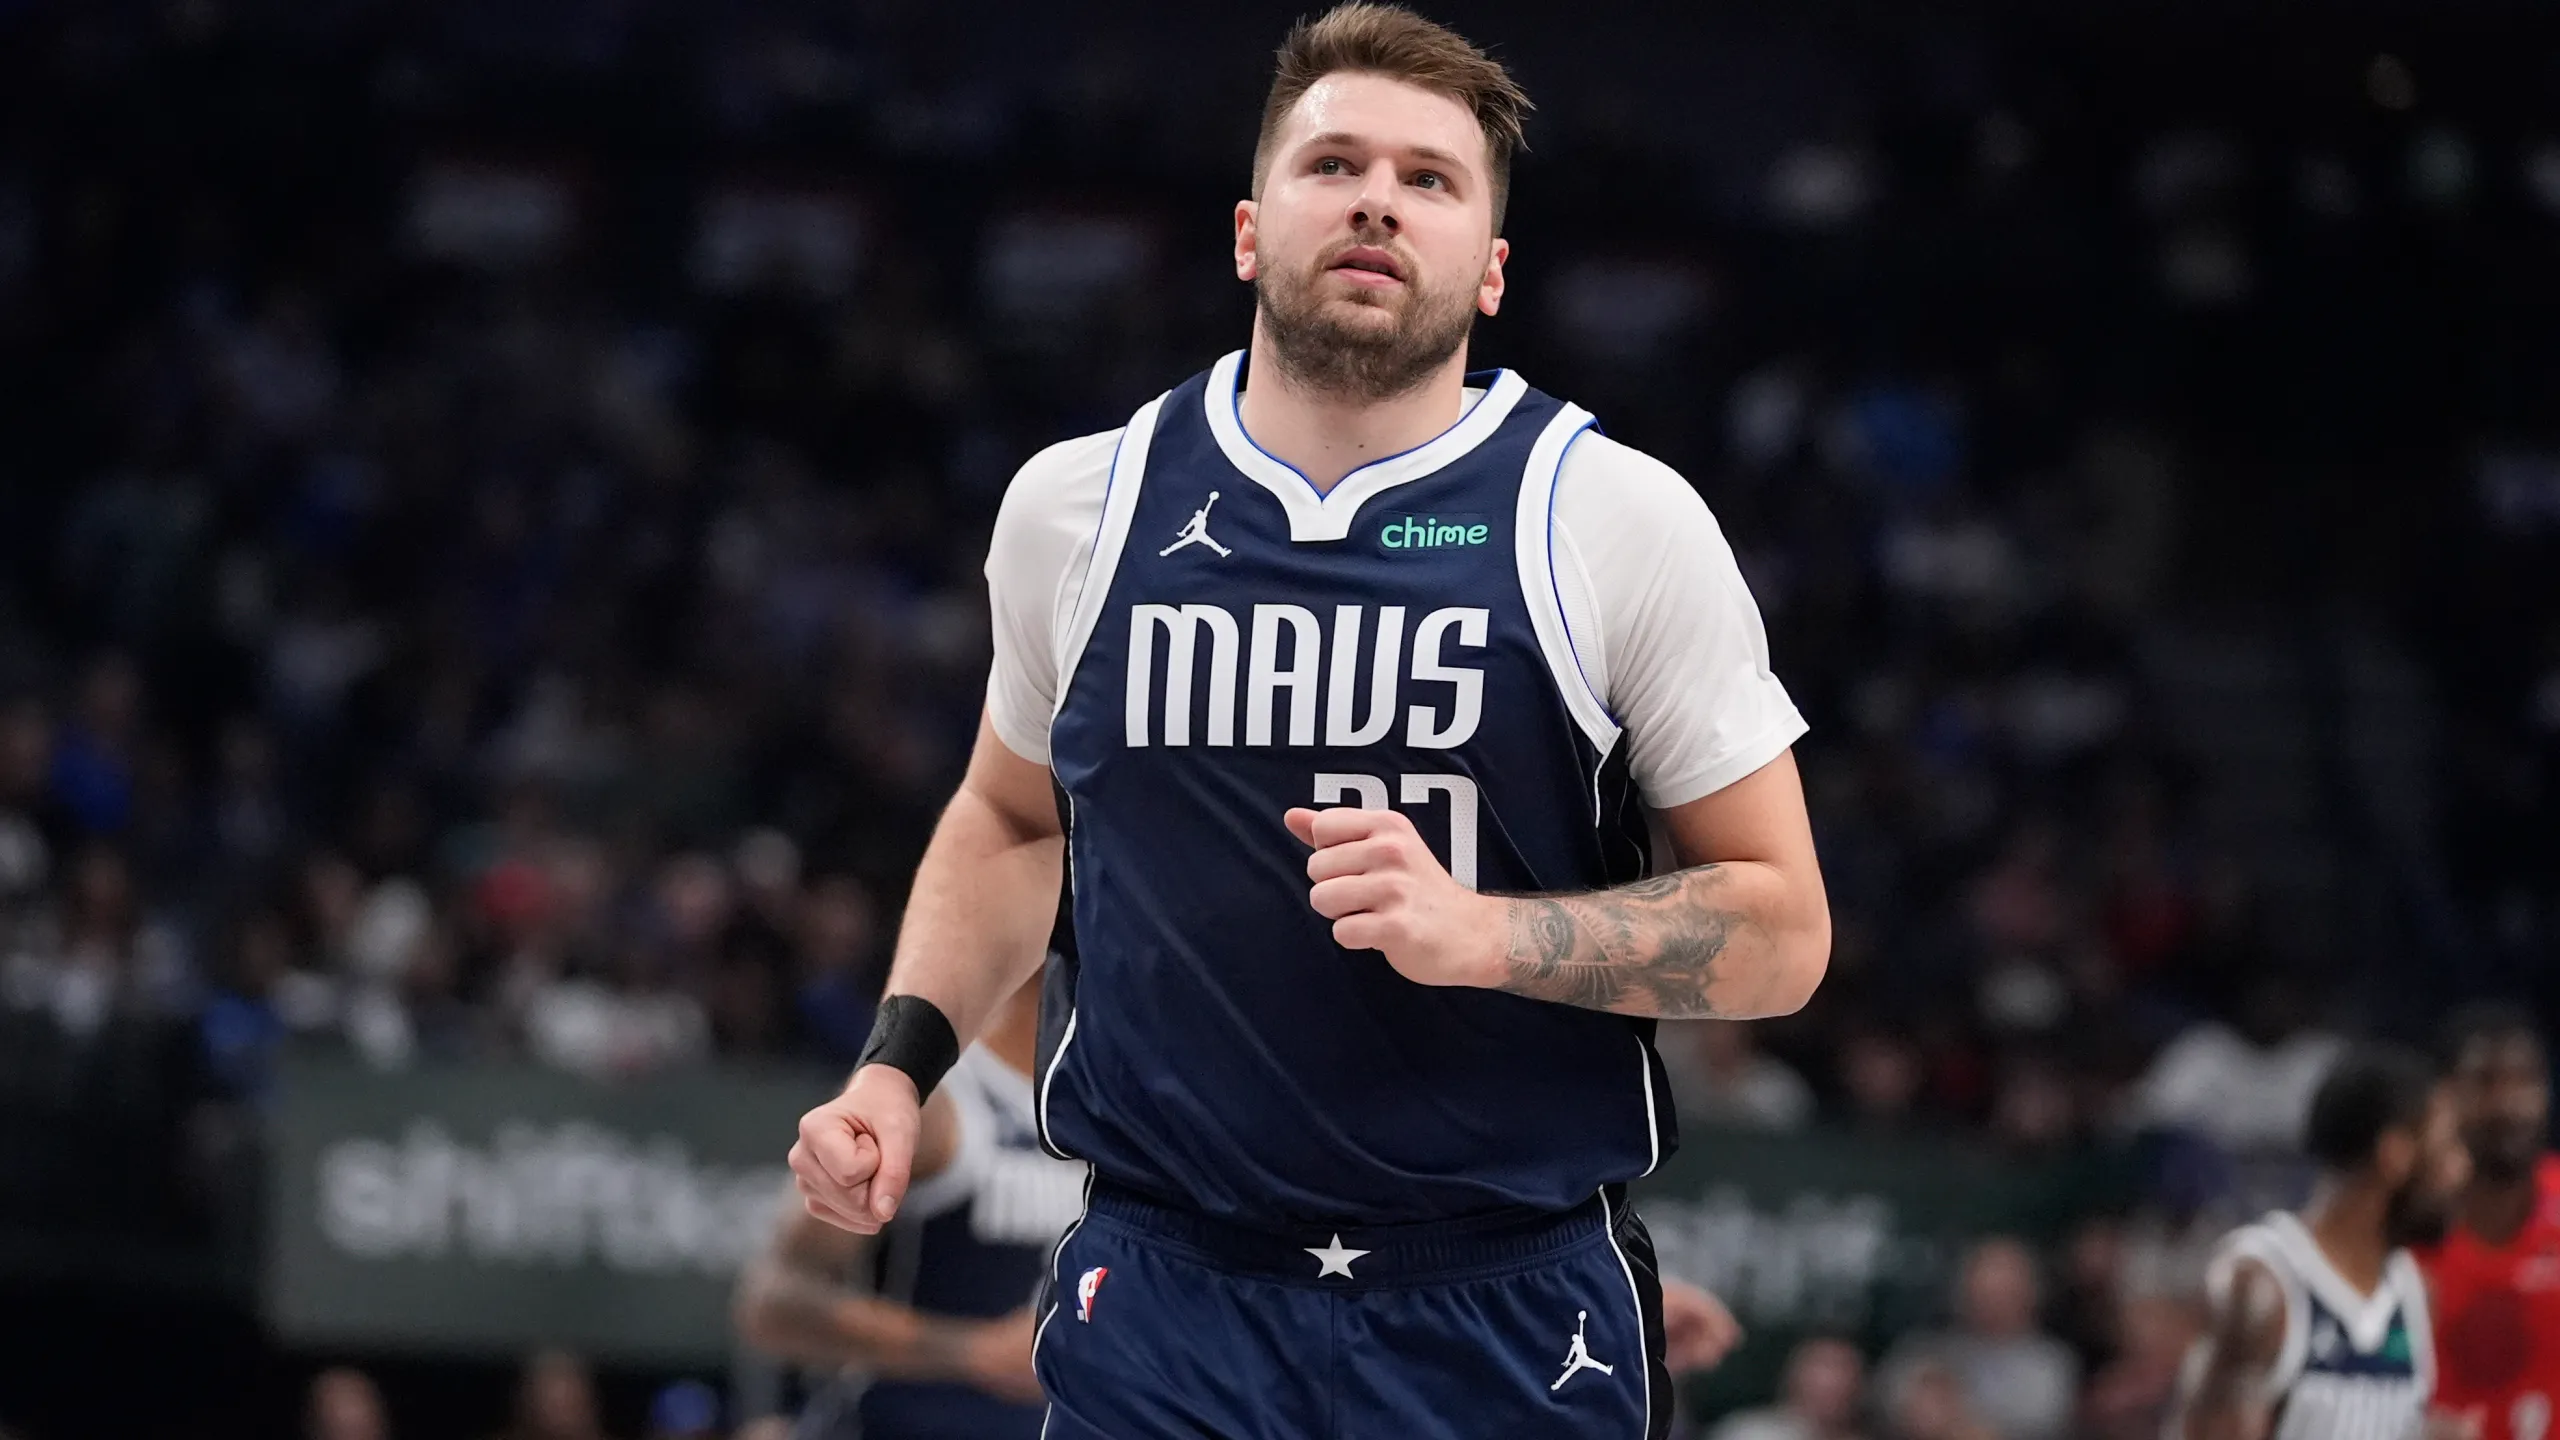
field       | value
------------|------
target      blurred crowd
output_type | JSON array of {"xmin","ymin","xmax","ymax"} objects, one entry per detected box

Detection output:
[
  {"xmin": 303, "ymin": 1351, "xmax": 741, "ymax": 1440},
  {"xmin": 3, "ymin": 0, "xmax": 2559, "ymax": 1435},
  {"xmin": 283, "ymin": 1229, "xmax": 2193, "ymax": 1440}
]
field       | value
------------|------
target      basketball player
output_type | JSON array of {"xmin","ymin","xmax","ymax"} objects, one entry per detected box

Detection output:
[
  {"xmin": 789, "ymin": 5, "xmax": 1832, "ymax": 1436},
  {"xmin": 745, "ymin": 972, "xmax": 1744, "ymax": 1439},
  {"xmin": 2175, "ymin": 1043, "xmax": 2473, "ymax": 1440},
  {"xmin": 738, "ymin": 978, "xmax": 1085, "ymax": 1439},
  {"xmin": 2421, "ymin": 1005, "xmax": 2560, "ymax": 1440}
]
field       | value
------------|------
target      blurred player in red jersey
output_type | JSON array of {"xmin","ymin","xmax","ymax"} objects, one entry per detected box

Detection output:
[{"xmin": 2422, "ymin": 1004, "xmax": 2559, "ymax": 1440}]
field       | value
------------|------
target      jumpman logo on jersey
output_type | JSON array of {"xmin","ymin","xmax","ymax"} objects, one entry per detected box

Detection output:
[
  {"xmin": 1159, "ymin": 491, "xmax": 1233, "ymax": 557},
  {"xmin": 1550, "ymin": 1310, "xmax": 1615, "ymax": 1391}
]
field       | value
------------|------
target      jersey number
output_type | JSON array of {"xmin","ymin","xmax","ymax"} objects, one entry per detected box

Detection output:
[{"xmin": 1312, "ymin": 772, "xmax": 1481, "ymax": 889}]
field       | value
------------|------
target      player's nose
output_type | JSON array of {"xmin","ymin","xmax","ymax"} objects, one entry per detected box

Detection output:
[{"xmin": 1347, "ymin": 170, "xmax": 1402, "ymax": 235}]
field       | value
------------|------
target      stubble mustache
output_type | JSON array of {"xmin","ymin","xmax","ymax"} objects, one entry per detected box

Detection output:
[{"xmin": 1253, "ymin": 231, "xmax": 1478, "ymax": 404}]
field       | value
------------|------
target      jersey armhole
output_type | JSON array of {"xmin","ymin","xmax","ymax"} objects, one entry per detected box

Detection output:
[
  {"xmin": 2390, "ymin": 1249, "xmax": 2438, "ymax": 1396},
  {"xmin": 1547, "ymin": 500, "xmax": 1611, "ymax": 715},
  {"xmin": 1049, "ymin": 393, "xmax": 1167, "ymax": 726},
  {"xmin": 2212, "ymin": 1233, "xmax": 2309, "ymax": 1403},
  {"xmin": 1512, "ymin": 405, "xmax": 1620, "ymax": 807}
]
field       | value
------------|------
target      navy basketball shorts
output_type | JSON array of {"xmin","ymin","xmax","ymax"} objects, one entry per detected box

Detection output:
[{"xmin": 1031, "ymin": 1181, "xmax": 1672, "ymax": 1439}]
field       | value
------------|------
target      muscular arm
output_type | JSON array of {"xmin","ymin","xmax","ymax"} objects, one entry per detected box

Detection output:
[
  {"xmin": 1492, "ymin": 750, "xmax": 1829, "ymax": 1020},
  {"xmin": 875, "ymin": 711, "xmax": 1064, "ymax": 1048},
  {"xmin": 1289, "ymin": 751, "xmax": 1828, "ymax": 1021},
  {"xmin": 793, "ymin": 711, "xmax": 1059, "ymax": 1233},
  {"xmin": 2183, "ymin": 1257, "xmax": 2287, "ymax": 1440}
]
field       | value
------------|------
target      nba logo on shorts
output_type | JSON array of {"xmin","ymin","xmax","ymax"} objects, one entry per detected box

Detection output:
[{"xmin": 1076, "ymin": 1266, "xmax": 1109, "ymax": 1323}]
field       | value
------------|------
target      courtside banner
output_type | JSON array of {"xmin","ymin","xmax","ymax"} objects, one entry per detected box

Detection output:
[
  {"xmin": 265, "ymin": 1058, "xmax": 818, "ymax": 1362},
  {"xmin": 1635, "ymin": 1129, "xmax": 2131, "ymax": 1410}
]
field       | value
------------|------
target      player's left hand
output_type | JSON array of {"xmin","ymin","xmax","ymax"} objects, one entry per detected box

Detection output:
[
  {"xmin": 1659, "ymin": 1278, "xmax": 1744, "ymax": 1373},
  {"xmin": 1284, "ymin": 806, "xmax": 1503, "ymax": 987}
]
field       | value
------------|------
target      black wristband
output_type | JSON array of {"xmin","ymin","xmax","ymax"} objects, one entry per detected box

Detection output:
[{"xmin": 856, "ymin": 995, "xmax": 962, "ymax": 1102}]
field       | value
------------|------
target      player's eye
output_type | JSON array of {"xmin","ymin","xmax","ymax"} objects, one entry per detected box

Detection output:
[
  {"xmin": 1413, "ymin": 171, "xmax": 1446, "ymax": 190},
  {"xmin": 1315, "ymin": 157, "xmax": 1350, "ymax": 177}
]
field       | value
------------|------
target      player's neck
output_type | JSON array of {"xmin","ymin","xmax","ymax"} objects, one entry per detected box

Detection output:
[
  {"xmin": 2302, "ymin": 1180, "xmax": 2393, "ymax": 1292},
  {"xmin": 1237, "ymin": 324, "xmax": 1472, "ymax": 494},
  {"xmin": 2456, "ymin": 1168, "xmax": 2539, "ymax": 1247}
]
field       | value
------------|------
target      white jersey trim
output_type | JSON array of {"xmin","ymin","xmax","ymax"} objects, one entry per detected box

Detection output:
[
  {"xmin": 1597, "ymin": 1188, "xmax": 1653, "ymax": 1440},
  {"xmin": 1050, "ymin": 393, "xmax": 1165, "ymax": 722},
  {"xmin": 1036, "ymin": 1002, "xmax": 1080, "ymax": 1161},
  {"xmin": 1032, "ymin": 1169, "xmax": 1096, "ymax": 1440},
  {"xmin": 2390, "ymin": 1248, "xmax": 2436, "ymax": 1398},
  {"xmin": 2209, "ymin": 1223, "xmax": 2313, "ymax": 1402},
  {"xmin": 2267, "ymin": 1211, "xmax": 2409, "ymax": 1352},
  {"xmin": 1202, "ymin": 348, "xmax": 1529, "ymax": 543},
  {"xmin": 1636, "ymin": 1037, "xmax": 1662, "ymax": 1178},
  {"xmin": 2202, "ymin": 1212, "xmax": 2434, "ymax": 1415},
  {"xmin": 1514, "ymin": 404, "xmax": 1622, "ymax": 763}
]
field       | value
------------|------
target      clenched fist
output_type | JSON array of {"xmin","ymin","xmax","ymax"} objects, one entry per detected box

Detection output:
[
  {"xmin": 1283, "ymin": 805, "xmax": 1503, "ymax": 987},
  {"xmin": 789, "ymin": 1064, "xmax": 923, "ymax": 1233}
]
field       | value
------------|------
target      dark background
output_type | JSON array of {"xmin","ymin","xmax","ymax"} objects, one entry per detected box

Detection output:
[{"xmin": 2, "ymin": 0, "xmax": 2558, "ymax": 1435}]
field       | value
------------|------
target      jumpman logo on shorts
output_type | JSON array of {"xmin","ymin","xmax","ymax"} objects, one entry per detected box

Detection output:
[
  {"xmin": 1550, "ymin": 1310, "xmax": 1615, "ymax": 1391},
  {"xmin": 1159, "ymin": 491, "xmax": 1233, "ymax": 557}
]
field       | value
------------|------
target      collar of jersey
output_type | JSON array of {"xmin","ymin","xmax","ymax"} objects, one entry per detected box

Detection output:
[
  {"xmin": 2268, "ymin": 1210, "xmax": 2408, "ymax": 1350},
  {"xmin": 1203, "ymin": 347, "xmax": 1529, "ymax": 543}
]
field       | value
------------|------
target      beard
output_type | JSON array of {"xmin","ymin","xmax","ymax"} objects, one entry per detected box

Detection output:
[
  {"xmin": 1254, "ymin": 238, "xmax": 1480, "ymax": 403},
  {"xmin": 2384, "ymin": 1180, "xmax": 2455, "ymax": 1249},
  {"xmin": 2464, "ymin": 1121, "xmax": 2544, "ymax": 1183}
]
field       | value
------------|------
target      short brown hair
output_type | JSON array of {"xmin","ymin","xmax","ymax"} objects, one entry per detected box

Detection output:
[{"xmin": 1253, "ymin": 4, "xmax": 1533, "ymax": 230}]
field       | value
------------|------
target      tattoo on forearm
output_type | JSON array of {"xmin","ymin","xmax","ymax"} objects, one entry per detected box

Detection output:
[
  {"xmin": 742, "ymin": 1267, "xmax": 872, "ymax": 1364},
  {"xmin": 1497, "ymin": 866, "xmax": 1743, "ymax": 1018}
]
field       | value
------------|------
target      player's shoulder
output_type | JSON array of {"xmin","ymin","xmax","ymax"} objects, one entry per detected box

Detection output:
[
  {"xmin": 1555, "ymin": 428, "xmax": 1700, "ymax": 503},
  {"xmin": 1551, "ymin": 429, "xmax": 1731, "ymax": 551},
  {"xmin": 989, "ymin": 427, "xmax": 1121, "ymax": 570},
  {"xmin": 1000, "ymin": 427, "xmax": 1121, "ymax": 511},
  {"xmin": 2214, "ymin": 1213, "xmax": 2306, "ymax": 1276}
]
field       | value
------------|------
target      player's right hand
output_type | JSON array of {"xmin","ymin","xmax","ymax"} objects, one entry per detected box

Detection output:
[{"xmin": 789, "ymin": 1064, "xmax": 921, "ymax": 1233}]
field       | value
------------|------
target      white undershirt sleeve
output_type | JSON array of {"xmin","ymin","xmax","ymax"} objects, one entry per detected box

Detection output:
[
  {"xmin": 1551, "ymin": 432, "xmax": 1808, "ymax": 809},
  {"xmin": 982, "ymin": 429, "xmax": 1120, "ymax": 766}
]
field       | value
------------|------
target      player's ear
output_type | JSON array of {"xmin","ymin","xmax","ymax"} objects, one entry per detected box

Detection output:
[
  {"xmin": 1478, "ymin": 238, "xmax": 1508, "ymax": 317},
  {"xmin": 1235, "ymin": 199, "xmax": 1260, "ymax": 282}
]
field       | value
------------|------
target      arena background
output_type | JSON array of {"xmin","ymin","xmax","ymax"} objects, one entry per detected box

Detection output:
[{"xmin": 2, "ymin": 0, "xmax": 2558, "ymax": 1436}]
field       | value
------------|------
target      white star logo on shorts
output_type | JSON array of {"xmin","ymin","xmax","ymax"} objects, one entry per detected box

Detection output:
[{"xmin": 1305, "ymin": 1233, "xmax": 1371, "ymax": 1279}]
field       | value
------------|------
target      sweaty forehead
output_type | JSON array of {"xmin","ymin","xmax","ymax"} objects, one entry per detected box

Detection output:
[{"xmin": 1276, "ymin": 72, "xmax": 1489, "ymax": 173}]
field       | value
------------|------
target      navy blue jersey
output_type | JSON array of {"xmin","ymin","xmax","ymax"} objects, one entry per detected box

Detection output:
[
  {"xmin": 799, "ymin": 1048, "xmax": 1086, "ymax": 1440},
  {"xmin": 1036, "ymin": 350, "xmax": 1672, "ymax": 1229}
]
